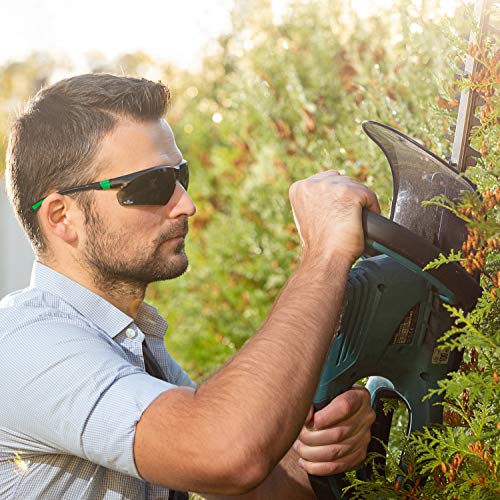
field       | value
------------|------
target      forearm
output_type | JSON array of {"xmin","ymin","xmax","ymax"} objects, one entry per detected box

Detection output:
[{"xmin": 194, "ymin": 253, "xmax": 351, "ymax": 475}]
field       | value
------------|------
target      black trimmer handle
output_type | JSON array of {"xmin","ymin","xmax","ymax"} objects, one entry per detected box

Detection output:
[{"xmin": 361, "ymin": 210, "xmax": 479, "ymax": 309}]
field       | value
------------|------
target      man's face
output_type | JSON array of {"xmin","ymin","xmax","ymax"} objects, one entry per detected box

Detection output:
[{"xmin": 78, "ymin": 118, "xmax": 197, "ymax": 288}]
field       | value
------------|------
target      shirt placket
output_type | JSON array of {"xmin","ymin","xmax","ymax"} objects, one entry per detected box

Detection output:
[{"xmin": 121, "ymin": 324, "xmax": 146, "ymax": 369}]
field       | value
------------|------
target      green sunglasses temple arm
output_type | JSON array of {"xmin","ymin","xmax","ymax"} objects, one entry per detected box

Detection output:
[
  {"xmin": 30, "ymin": 179, "xmax": 119, "ymax": 211},
  {"xmin": 59, "ymin": 179, "xmax": 115, "ymax": 194},
  {"xmin": 31, "ymin": 199, "xmax": 45, "ymax": 211}
]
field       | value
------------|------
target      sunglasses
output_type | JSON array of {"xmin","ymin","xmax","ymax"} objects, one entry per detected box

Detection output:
[{"xmin": 31, "ymin": 160, "xmax": 189, "ymax": 211}]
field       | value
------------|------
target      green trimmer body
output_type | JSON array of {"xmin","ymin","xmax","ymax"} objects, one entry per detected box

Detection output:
[{"xmin": 309, "ymin": 122, "xmax": 482, "ymax": 499}]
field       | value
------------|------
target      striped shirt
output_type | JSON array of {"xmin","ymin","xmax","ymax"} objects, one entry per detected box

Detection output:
[{"xmin": 0, "ymin": 261, "xmax": 195, "ymax": 499}]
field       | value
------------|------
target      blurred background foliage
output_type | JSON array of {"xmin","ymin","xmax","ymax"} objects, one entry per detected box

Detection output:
[
  {"xmin": 153, "ymin": 0, "xmax": 473, "ymax": 380},
  {"xmin": 0, "ymin": 0, "xmax": 474, "ymax": 379}
]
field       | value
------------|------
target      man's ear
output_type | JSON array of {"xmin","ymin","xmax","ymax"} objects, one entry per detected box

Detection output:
[{"xmin": 38, "ymin": 193, "xmax": 79, "ymax": 245}]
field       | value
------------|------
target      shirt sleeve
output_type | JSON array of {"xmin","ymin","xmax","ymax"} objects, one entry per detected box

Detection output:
[{"xmin": 0, "ymin": 318, "xmax": 176, "ymax": 479}]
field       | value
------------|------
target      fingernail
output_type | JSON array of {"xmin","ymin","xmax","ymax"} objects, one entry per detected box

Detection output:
[{"xmin": 298, "ymin": 458, "xmax": 305, "ymax": 469}]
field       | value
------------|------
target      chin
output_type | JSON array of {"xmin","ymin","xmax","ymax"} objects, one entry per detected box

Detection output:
[{"xmin": 155, "ymin": 255, "xmax": 189, "ymax": 282}]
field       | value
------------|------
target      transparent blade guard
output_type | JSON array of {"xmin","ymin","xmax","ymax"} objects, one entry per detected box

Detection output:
[{"xmin": 362, "ymin": 121, "xmax": 476, "ymax": 251}]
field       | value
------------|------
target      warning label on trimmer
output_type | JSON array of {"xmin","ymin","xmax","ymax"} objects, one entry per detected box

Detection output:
[
  {"xmin": 391, "ymin": 305, "xmax": 419, "ymax": 344},
  {"xmin": 432, "ymin": 347, "xmax": 450, "ymax": 364}
]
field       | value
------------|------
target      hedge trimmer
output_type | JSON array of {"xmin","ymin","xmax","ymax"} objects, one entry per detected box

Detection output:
[{"xmin": 308, "ymin": 2, "xmax": 493, "ymax": 497}]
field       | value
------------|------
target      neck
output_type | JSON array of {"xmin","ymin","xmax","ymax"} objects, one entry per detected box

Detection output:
[
  {"xmin": 39, "ymin": 255, "xmax": 147, "ymax": 319},
  {"xmin": 89, "ymin": 275, "xmax": 146, "ymax": 318}
]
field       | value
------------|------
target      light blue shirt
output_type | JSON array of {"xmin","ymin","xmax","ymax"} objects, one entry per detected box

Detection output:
[{"xmin": 0, "ymin": 261, "xmax": 195, "ymax": 499}]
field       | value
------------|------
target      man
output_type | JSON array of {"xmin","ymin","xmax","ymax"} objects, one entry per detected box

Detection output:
[{"xmin": 0, "ymin": 74, "xmax": 377, "ymax": 499}]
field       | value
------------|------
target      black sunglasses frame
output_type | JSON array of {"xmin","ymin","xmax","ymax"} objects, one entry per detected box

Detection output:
[{"xmin": 31, "ymin": 160, "xmax": 188, "ymax": 211}]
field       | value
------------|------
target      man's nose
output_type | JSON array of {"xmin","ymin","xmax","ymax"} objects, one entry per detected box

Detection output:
[{"xmin": 166, "ymin": 181, "xmax": 197, "ymax": 218}]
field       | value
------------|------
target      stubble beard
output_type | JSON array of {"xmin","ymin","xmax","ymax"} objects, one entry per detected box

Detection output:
[{"xmin": 80, "ymin": 203, "xmax": 190, "ymax": 296}]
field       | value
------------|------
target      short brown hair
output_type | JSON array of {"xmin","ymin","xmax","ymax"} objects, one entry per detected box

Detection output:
[{"xmin": 6, "ymin": 73, "xmax": 170, "ymax": 254}]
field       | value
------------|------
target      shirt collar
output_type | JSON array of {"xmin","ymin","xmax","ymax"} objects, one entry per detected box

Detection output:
[
  {"xmin": 135, "ymin": 302, "xmax": 169, "ymax": 339},
  {"xmin": 30, "ymin": 261, "xmax": 167, "ymax": 339}
]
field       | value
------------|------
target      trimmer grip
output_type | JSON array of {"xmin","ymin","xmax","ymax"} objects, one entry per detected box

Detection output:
[
  {"xmin": 308, "ymin": 470, "xmax": 348, "ymax": 500},
  {"xmin": 308, "ymin": 379, "xmax": 397, "ymax": 499}
]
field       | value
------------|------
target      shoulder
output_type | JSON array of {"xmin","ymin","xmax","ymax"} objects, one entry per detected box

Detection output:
[
  {"xmin": 1, "ymin": 286, "xmax": 111, "ymax": 342},
  {"xmin": 0, "ymin": 288, "xmax": 126, "ymax": 376}
]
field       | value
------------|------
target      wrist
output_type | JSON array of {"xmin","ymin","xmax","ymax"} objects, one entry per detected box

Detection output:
[{"xmin": 298, "ymin": 250, "xmax": 353, "ymax": 279}]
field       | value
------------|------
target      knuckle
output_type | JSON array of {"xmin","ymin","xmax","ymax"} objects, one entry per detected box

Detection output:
[
  {"xmin": 341, "ymin": 391, "xmax": 359, "ymax": 414},
  {"xmin": 294, "ymin": 440, "xmax": 304, "ymax": 456},
  {"xmin": 359, "ymin": 438, "xmax": 370, "ymax": 455},
  {"xmin": 328, "ymin": 445, "xmax": 342, "ymax": 462},
  {"xmin": 350, "ymin": 459, "xmax": 364, "ymax": 471},
  {"xmin": 332, "ymin": 426, "xmax": 348, "ymax": 444},
  {"xmin": 363, "ymin": 432, "xmax": 372, "ymax": 448},
  {"xmin": 300, "ymin": 460, "xmax": 315, "ymax": 475},
  {"xmin": 325, "ymin": 462, "xmax": 344, "ymax": 475},
  {"xmin": 343, "ymin": 452, "xmax": 364, "ymax": 472},
  {"xmin": 289, "ymin": 181, "xmax": 299, "ymax": 198},
  {"xmin": 332, "ymin": 184, "xmax": 352, "ymax": 200},
  {"xmin": 309, "ymin": 461, "xmax": 337, "ymax": 476},
  {"xmin": 299, "ymin": 427, "xmax": 312, "ymax": 443},
  {"xmin": 355, "ymin": 447, "xmax": 368, "ymax": 466},
  {"xmin": 368, "ymin": 408, "xmax": 376, "ymax": 425}
]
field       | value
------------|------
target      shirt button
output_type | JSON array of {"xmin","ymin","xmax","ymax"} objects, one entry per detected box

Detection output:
[{"xmin": 125, "ymin": 328, "xmax": 137, "ymax": 339}]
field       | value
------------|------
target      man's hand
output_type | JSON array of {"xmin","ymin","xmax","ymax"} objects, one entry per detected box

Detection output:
[
  {"xmin": 289, "ymin": 171, "xmax": 381, "ymax": 265},
  {"xmin": 293, "ymin": 387, "xmax": 375, "ymax": 476}
]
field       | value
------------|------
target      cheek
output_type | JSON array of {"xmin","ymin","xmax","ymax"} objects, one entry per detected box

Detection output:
[
  {"xmin": 114, "ymin": 216, "xmax": 153, "ymax": 241},
  {"xmin": 94, "ymin": 191, "xmax": 117, "ymax": 214},
  {"xmin": 115, "ymin": 211, "xmax": 163, "ymax": 243},
  {"xmin": 127, "ymin": 202, "xmax": 167, "ymax": 227},
  {"xmin": 94, "ymin": 194, "xmax": 164, "ymax": 236}
]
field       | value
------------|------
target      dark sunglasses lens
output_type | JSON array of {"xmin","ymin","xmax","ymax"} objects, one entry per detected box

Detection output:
[
  {"xmin": 117, "ymin": 169, "xmax": 175, "ymax": 206},
  {"xmin": 177, "ymin": 163, "xmax": 189, "ymax": 191}
]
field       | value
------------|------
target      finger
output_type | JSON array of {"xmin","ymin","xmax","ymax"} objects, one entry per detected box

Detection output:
[
  {"xmin": 327, "ymin": 176, "xmax": 381, "ymax": 215},
  {"xmin": 298, "ymin": 413, "xmax": 374, "ymax": 452},
  {"xmin": 298, "ymin": 423, "xmax": 362, "ymax": 447},
  {"xmin": 313, "ymin": 387, "xmax": 371, "ymax": 429},
  {"xmin": 326, "ymin": 177, "xmax": 381, "ymax": 215},
  {"xmin": 295, "ymin": 431, "xmax": 370, "ymax": 463},
  {"xmin": 346, "ymin": 181, "xmax": 381, "ymax": 215},
  {"xmin": 297, "ymin": 444, "xmax": 370, "ymax": 476},
  {"xmin": 295, "ymin": 441, "xmax": 349, "ymax": 463},
  {"xmin": 364, "ymin": 189, "xmax": 381, "ymax": 215}
]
